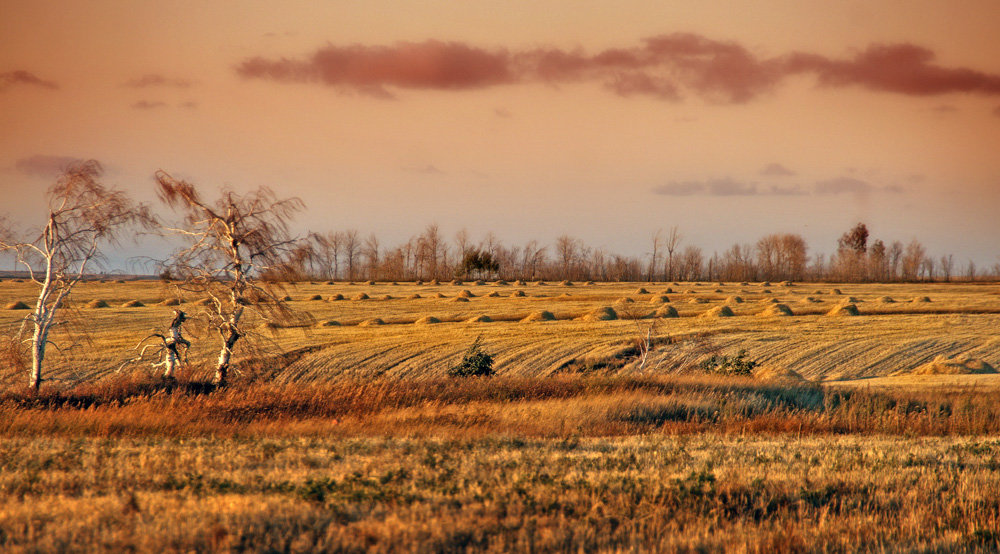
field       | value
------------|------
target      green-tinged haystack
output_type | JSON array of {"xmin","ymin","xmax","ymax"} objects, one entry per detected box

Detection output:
[{"xmin": 521, "ymin": 310, "xmax": 556, "ymax": 322}]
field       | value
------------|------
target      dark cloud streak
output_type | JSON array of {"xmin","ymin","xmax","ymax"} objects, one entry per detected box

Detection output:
[
  {"xmin": 237, "ymin": 34, "xmax": 1000, "ymax": 103},
  {"xmin": 0, "ymin": 70, "xmax": 58, "ymax": 92}
]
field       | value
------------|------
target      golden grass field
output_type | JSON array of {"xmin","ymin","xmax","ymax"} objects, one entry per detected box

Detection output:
[{"xmin": 2, "ymin": 279, "xmax": 1000, "ymax": 552}]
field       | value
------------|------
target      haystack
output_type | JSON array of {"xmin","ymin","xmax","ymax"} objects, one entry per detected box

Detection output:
[
  {"xmin": 450, "ymin": 296, "xmax": 470, "ymax": 303},
  {"xmin": 781, "ymin": 281, "xmax": 794, "ymax": 287},
  {"xmin": 158, "ymin": 298, "xmax": 182, "ymax": 306},
  {"xmin": 584, "ymin": 281, "xmax": 596, "ymax": 286},
  {"xmin": 649, "ymin": 295, "xmax": 670, "ymax": 304},
  {"xmin": 474, "ymin": 280, "xmax": 486, "ymax": 286},
  {"xmin": 557, "ymin": 293, "xmax": 572, "ymax": 298},
  {"xmin": 560, "ymin": 280, "xmax": 574, "ymax": 286},
  {"xmin": 684, "ymin": 289, "xmax": 696, "ymax": 294},
  {"xmin": 799, "ymin": 297, "xmax": 820, "ymax": 304},
  {"xmin": 5, "ymin": 301, "xmax": 30, "ymax": 310},
  {"xmin": 702, "ymin": 305, "xmax": 734, "ymax": 317},
  {"xmin": 761, "ymin": 297, "xmax": 780, "ymax": 304},
  {"xmin": 515, "ymin": 280, "xmax": 527, "ymax": 286},
  {"xmin": 827, "ymin": 304, "xmax": 859, "ymax": 316},
  {"xmin": 457, "ymin": 290, "xmax": 475, "ymax": 298},
  {"xmin": 877, "ymin": 296, "xmax": 895, "ymax": 303},
  {"xmin": 842, "ymin": 297, "xmax": 861, "ymax": 303},
  {"xmin": 634, "ymin": 287, "xmax": 649, "ymax": 294},
  {"xmin": 713, "ymin": 288, "xmax": 724, "ymax": 293},
  {"xmin": 753, "ymin": 365, "xmax": 806, "ymax": 382},
  {"xmin": 688, "ymin": 297, "xmax": 708, "ymax": 304},
  {"xmin": 450, "ymin": 279, "xmax": 463, "ymax": 286},
  {"xmin": 280, "ymin": 295, "xmax": 293, "ymax": 302},
  {"xmin": 663, "ymin": 288, "xmax": 674, "ymax": 294},
  {"xmin": 761, "ymin": 289, "xmax": 772, "ymax": 294},
  {"xmin": 315, "ymin": 320, "xmax": 341, "ymax": 327},
  {"xmin": 466, "ymin": 315, "xmax": 493, "ymax": 323},
  {"xmin": 654, "ymin": 305, "xmax": 679, "ymax": 318},
  {"xmin": 415, "ymin": 315, "xmax": 441, "ymax": 325},
  {"xmin": 407, "ymin": 293, "xmax": 422, "ymax": 300},
  {"xmin": 495, "ymin": 280, "xmax": 508, "ymax": 286},
  {"xmin": 760, "ymin": 281, "xmax": 771, "ymax": 286},
  {"xmin": 353, "ymin": 293, "xmax": 369, "ymax": 300},
  {"xmin": 616, "ymin": 297, "xmax": 635, "ymax": 304},
  {"xmin": 85, "ymin": 300, "xmax": 110, "ymax": 309},
  {"xmin": 329, "ymin": 293, "xmax": 345, "ymax": 301},
  {"xmin": 325, "ymin": 281, "xmax": 336, "ymax": 285},
  {"xmin": 725, "ymin": 295, "xmax": 744, "ymax": 304},
  {"xmin": 308, "ymin": 294, "xmax": 323, "ymax": 301},
  {"xmin": 378, "ymin": 294, "xmax": 393, "ymax": 301},
  {"xmin": 813, "ymin": 290, "xmax": 824, "ymax": 295},
  {"xmin": 486, "ymin": 291, "xmax": 500, "ymax": 297},
  {"xmin": 895, "ymin": 354, "xmax": 996, "ymax": 376},
  {"xmin": 912, "ymin": 296, "xmax": 932, "ymax": 303},
  {"xmin": 512, "ymin": 290, "xmax": 526, "ymax": 297},
  {"xmin": 434, "ymin": 292, "xmax": 447, "ymax": 298},
  {"xmin": 121, "ymin": 300, "xmax": 144, "ymax": 308},
  {"xmin": 581, "ymin": 306, "xmax": 618, "ymax": 321},
  {"xmin": 831, "ymin": 289, "xmax": 843, "ymax": 295},
  {"xmin": 430, "ymin": 279, "xmax": 440, "ymax": 285},
  {"xmin": 739, "ymin": 282, "xmax": 749, "ymax": 286},
  {"xmin": 415, "ymin": 280, "xmax": 424, "ymax": 285},
  {"xmin": 535, "ymin": 281, "xmax": 547, "ymax": 286},
  {"xmin": 521, "ymin": 310, "xmax": 556, "ymax": 322},
  {"xmin": 359, "ymin": 318, "xmax": 385, "ymax": 327},
  {"xmin": 365, "ymin": 280, "xmax": 376, "ymax": 285},
  {"xmin": 760, "ymin": 303, "xmax": 793, "ymax": 317}
]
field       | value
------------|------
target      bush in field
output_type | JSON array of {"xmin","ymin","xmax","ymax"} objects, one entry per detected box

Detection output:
[
  {"xmin": 700, "ymin": 349, "xmax": 758, "ymax": 376},
  {"xmin": 449, "ymin": 336, "xmax": 494, "ymax": 377}
]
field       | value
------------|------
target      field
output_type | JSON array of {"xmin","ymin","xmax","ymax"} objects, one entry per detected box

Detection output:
[{"xmin": 2, "ymin": 279, "xmax": 1000, "ymax": 552}]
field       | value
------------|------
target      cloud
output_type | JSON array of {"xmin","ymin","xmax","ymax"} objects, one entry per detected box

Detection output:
[
  {"xmin": 401, "ymin": 164, "xmax": 445, "ymax": 175},
  {"xmin": 14, "ymin": 155, "xmax": 86, "ymax": 177},
  {"xmin": 179, "ymin": 101, "xmax": 198, "ymax": 109},
  {"xmin": 927, "ymin": 104, "xmax": 958, "ymax": 113},
  {"xmin": 815, "ymin": 177, "xmax": 874, "ymax": 194},
  {"xmin": 767, "ymin": 185, "xmax": 807, "ymax": 196},
  {"xmin": 123, "ymin": 74, "xmax": 193, "ymax": 88},
  {"xmin": 760, "ymin": 163, "xmax": 796, "ymax": 177},
  {"xmin": 654, "ymin": 178, "xmax": 758, "ymax": 196},
  {"xmin": 131, "ymin": 100, "xmax": 167, "ymax": 110},
  {"xmin": 0, "ymin": 70, "xmax": 58, "ymax": 92},
  {"xmin": 784, "ymin": 43, "xmax": 1000, "ymax": 96},
  {"xmin": 494, "ymin": 107, "xmax": 511, "ymax": 118},
  {"xmin": 237, "ymin": 34, "xmax": 1000, "ymax": 103}
]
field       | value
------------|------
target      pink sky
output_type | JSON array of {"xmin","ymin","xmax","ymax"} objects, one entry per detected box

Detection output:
[{"xmin": 2, "ymin": 1, "xmax": 999, "ymax": 267}]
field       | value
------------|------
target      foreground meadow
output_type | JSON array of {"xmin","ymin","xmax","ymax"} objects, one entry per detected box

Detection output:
[{"xmin": 1, "ymin": 280, "xmax": 999, "ymax": 551}]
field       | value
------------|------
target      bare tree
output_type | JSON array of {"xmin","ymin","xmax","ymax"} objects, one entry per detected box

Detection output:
[
  {"xmin": 664, "ymin": 226, "xmax": 682, "ymax": 282},
  {"xmin": 901, "ymin": 239, "xmax": 926, "ymax": 281},
  {"xmin": 362, "ymin": 233, "xmax": 380, "ymax": 280},
  {"xmin": 939, "ymin": 254, "xmax": 954, "ymax": 282},
  {"xmin": 343, "ymin": 229, "xmax": 360, "ymax": 281},
  {"xmin": 647, "ymin": 229, "xmax": 663, "ymax": 282},
  {"xmin": 965, "ymin": 259, "xmax": 977, "ymax": 282},
  {"xmin": 0, "ymin": 161, "xmax": 150, "ymax": 390},
  {"xmin": 155, "ymin": 171, "xmax": 304, "ymax": 386}
]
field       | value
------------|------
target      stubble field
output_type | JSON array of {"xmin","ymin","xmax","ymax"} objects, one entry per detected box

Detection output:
[{"xmin": 1, "ymin": 279, "xmax": 999, "ymax": 552}]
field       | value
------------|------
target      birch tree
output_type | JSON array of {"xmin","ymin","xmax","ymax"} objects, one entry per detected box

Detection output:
[
  {"xmin": 155, "ymin": 171, "xmax": 304, "ymax": 386},
  {"xmin": 0, "ymin": 160, "xmax": 149, "ymax": 390}
]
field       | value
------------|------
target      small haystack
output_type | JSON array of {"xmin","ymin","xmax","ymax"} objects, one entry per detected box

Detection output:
[
  {"xmin": 654, "ymin": 305, "xmax": 679, "ymax": 318},
  {"xmin": 315, "ymin": 320, "xmax": 341, "ymax": 327},
  {"xmin": 486, "ymin": 291, "xmax": 500, "ymax": 297},
  {"xmin": 702, "ymin": 305, "xmax": 734, "ymax": 317},
  {"xmin": 760, "ymin": 303, "xmax": 793, "ymax": 317},
  {"xmin": 359, "ymin": 318, "xmax": 385, "ymax": 327},
  {"xmin": 634, "ymin": 287, "xmax": 649, "ymax": 294},
  {"xmin": 121, "ymin": 300, "xmax": 145, "ymax": 308},
  {"xmin": 560, "ymin": 280, "xmax": 573, "ymax": 286},
  {"xmin": 474, "ymin": 280, "xmax": 486, "ymax": 286},
  {"xmin": 466, "ymin": 315, "xmax": 493, "ymax": 323},
  {"xmin": 781, "ymin": 281, "xmax": 794, "ymax": 287},
  {"xmin": 581, "ymin": 306, "xmax": 618, "ymax": 321},
  {"xmin": 753, "ymin": 366, "xmax": 806, "ymax": 382},
  {"xmin": 896, "ymin": 354, "xmax": 996, "ymax": 376},
  {"xmin": 827, "ymin": 303, "xmax": 860, "ymax": 316},
  {"xmin": 450, "ymin": 279, "xmax": 463, "ymax": 286},
  {"xmin": 512, "ymin": 290, "xmax": 526, "ymax": 297},
  {"xmin": 429, "ymin": 279, "xmax": 440, "ymax": 285},
  {"xmin": 713, "ymin": 288, "xmax": 724, "ymax": 293},
  {"xmin": 688, "ymin": 297, "xmax": 708, "ymax": 304},
  {"xmin": 761, "ymin": 297, "xmax": 780, "ymax": 304},
  {"xmin": 85, "ymin": 300, "xmax": 110, "ymax": 309},
  {"xmin": 739, "ymin": 282, "xmax": 749, "ymax": 286},
  {"xmin": 434, "ymin": 292, "xmax": 447, "ymax": 298},
  {"xmin": 308, "ymin": 294, "xmax": 324, "ymax": 301},
  {"xmin": 450, "ymin": 297, "xmax": 470, "ymax": 303},
  {"xmin": 725, "ymin": 295, "xmax": 744, "ymax": 304},
  {"xmin": 515, "ymin": 280, "xmax": 527, "ymax": 286},
  {"xmin": 616, "ymin": 297, "xmax": 635, "ymax": 304},
  {"xmin": 799, "ymin": 297, "xmax": 820, "ymax": 304},
  {"xmin": 521, "ymin": 310, "xmax": 556, "ymax": 322},
  {"xmin": 365, "ymin": 280, "xmax": 376, "ymax": 285},
  {"xmin": 325, "ymin": 281, "xmax": 336, "ymax": 285},
  {"xmin": 842, "ymin": 296, "xmax": 861, "ymax": 303},
  {"xmin": 649, "ymin": 295, "xmax": 670, "ymax": 304},
  {"xmin": 584, "ymin": 281, "xmax": 596, "ymax": 286},
  {"xmin": 5, "ymin": 301, "xmax": 30, "ymax": 310},
  {"xmin": 458, "ymin": 290, "xmax": 475, "ymax": 298},
  {"xmin": 415, "ymin": 316, "xmax": 441, "ymax": 325},
  {"xmin": 761, "ymin": 289, "xmax": 772, "ymax": 294},
  {"xmin": 280, "ymin": 295, "xmax": 293, "ymax": 302},
  {"xmin": 407, "ymin": 293, "xmax": 422, "ymax": 300},
  {"xmin": 353, "ymin": 293, "xmax": 370, "ymax": 300},
  {"xmin": 557, "ymin": 293, "xmax": 572, "ymax": 299},
  {"xmin": 378, "ymin": 294, "xmax": 393, "ymax": 301},
  {"xmin": 535, "ymin": 281, "xmax": 547, "ymax": 286},
  {"xmin": 912, "ymin": 296, "xmax": 932, "ymax": 303},
  {"xmin": 663, "ymin": 288, "xmax": 674, "ymax": 294},
  {"xmin": 329, "ymin": 293, "xmax": 345, "ymax": 301},
  {"xmin": 158, "ymin": 298, "xmax": 182, "ymax": 306},
  {"xmin": 831, "ymin": 289, "xmax": 843, "ymax": 295},
  {"xmin": 760, "ymin": 281, "xmax": 771, "ymax": 286},
  {"xmin": 495, "ymin": 280, "xmax": 508, "ymax": 286},
  {"xmin": 877, "ymin": 296, "xmax": 895, "ymax": 303}
]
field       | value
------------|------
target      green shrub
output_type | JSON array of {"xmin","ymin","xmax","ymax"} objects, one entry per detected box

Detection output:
[
  {"xmin": 700, "ymin": 349, "xmax": 758, "ymax": 376},
  {"xmin": 449, "ymin": 336, "xmax": 495, "ymax": 377}
]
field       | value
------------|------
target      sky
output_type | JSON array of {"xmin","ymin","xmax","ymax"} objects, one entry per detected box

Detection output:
[{"xmin": 2, "ymin": 0, "xmax": 999, "ymax": 269}]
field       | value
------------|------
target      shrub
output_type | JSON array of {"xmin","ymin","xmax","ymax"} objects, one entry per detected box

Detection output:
[
  {"xmin": 449, "ymin": 336, "xmax": 495, "ymax": 377},
  {"xmin": 700, "ymin": 349, "xmax": 758, "ymax": 376}
]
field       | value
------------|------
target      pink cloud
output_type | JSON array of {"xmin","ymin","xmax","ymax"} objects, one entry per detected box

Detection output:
[
  {"xmin": 0, "ymin": 70, "xmax": 58, "ymax": 92},
  {"xmin": 237, "ymin": 35, "xmax": 1000, "ymax": 103},
  {"xmin": 123, "ymin": 74, "xmax": 194, "ymax": 88},
  {"xmin": 15, "ymin": 155, "xmax": 85, "ymax": 177}
]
